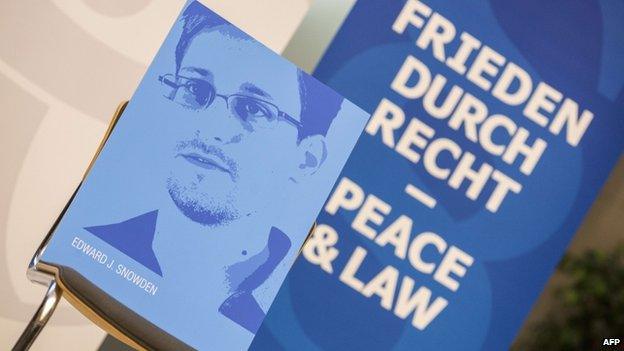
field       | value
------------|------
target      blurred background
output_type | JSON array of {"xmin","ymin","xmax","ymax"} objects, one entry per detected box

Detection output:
[{"xmin": 0, "ymin": 1, "xmax": 621, "ymax": 350}]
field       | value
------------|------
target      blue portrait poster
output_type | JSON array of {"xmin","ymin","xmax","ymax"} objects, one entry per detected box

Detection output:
[
  {"xmin": 38, "ymin": 2, "xmax": 369, "ymax": 350},
  {"xmin": 252, "ymin": 0, "xmax": 624, "ymax": 350}
]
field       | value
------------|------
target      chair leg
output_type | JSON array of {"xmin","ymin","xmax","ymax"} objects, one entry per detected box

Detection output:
[{"xmin": 12, "ymin": 280, "xmax": 63, "ymax": 351}]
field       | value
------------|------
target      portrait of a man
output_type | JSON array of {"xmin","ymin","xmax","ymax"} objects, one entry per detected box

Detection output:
[
  {"xmin": 36, "ymin": 0, "xmax": 369, "ymax": 348},
  {"xmin": 82, "ymin": 0, "xmax": 345, "ymax": 338}
]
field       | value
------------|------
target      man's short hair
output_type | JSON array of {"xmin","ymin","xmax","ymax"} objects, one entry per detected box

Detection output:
[{"xmin": 175, "ymin": 1, "xmax": 343, "ymax": 140}]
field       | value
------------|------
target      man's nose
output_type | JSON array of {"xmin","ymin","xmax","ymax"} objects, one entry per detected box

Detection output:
[{"xmin": 200, "ymin": 99, "xmax": 245, "ymax": 144}]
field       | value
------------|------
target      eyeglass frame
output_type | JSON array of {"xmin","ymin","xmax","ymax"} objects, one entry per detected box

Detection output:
[{"xmin": 158, "ymin": 73, "xmax": 304, "ymax": 130}]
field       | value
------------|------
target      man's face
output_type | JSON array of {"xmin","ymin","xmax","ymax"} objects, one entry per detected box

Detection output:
[{"xmin": 165, "ymin": 27, "xmax": 303, "ymax": 226}]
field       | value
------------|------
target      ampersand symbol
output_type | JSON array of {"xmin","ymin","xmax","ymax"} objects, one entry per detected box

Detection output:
[{"xmin": 302, "ymin": 224, "xmax": 340, "ymax": 274}]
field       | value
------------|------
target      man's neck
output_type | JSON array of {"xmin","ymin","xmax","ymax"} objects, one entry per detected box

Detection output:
[{"xmin": 151, "ymin": 198, "xmax": 274, "ymax": 286}]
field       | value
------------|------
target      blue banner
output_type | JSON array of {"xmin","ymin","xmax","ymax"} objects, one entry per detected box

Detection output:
[{"xmin": 253, "ymin": 1, "xmax": 624, "ymax": 349}]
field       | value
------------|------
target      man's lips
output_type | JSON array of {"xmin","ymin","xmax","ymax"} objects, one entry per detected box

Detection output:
[{"xmin": 178, "ymin": 152, "xmax": 231, "ymax": 174}]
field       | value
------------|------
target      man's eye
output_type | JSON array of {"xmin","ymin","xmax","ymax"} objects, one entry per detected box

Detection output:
[
  {"xmin": 184, "ymin": 81, "xmax": 211, "ymax": 106},
  {"xmin": 234, "ymin": 98, "xmax": 274, "ymax": 120}
]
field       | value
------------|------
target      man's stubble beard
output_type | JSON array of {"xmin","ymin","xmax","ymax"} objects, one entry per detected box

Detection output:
[{"xmin": 166, "ymin": 174, "xmax": 240, "ymax": 227}]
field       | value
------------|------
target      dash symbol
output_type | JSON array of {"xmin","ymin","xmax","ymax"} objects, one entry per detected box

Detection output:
[{"xmin": 405, "ymin": 183, "xmax": 437, "ymax": 209}]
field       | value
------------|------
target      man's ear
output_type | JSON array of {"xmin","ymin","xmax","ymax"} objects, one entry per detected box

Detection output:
[{"xmin": 292, "ymin": 135, "xmax": 327, "ymax": 182}]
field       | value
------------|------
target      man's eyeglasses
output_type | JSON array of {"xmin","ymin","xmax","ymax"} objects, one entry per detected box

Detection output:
[{"xmin": 158, "ymin": 74, "xmax": 303, "ymax": 130}]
